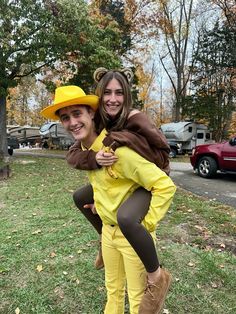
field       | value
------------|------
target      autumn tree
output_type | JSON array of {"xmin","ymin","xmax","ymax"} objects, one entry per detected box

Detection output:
[
  {"xmin": 183, "ymin": 21, "xmax": 236, "ymax": 140},
  {"xmin": 0, "ymin": 0, "xmax": 121, "ymax": 160},
  {"xmin": 228, "ymin": 112, "xmax": 236, "ymax": 137},
  {"xmin": 154, "ymin": 0, "xmax": 206, "ymax": 121},
  {"xmin": 91, "ymin": 0, "xmax": 132, "ymax": 55},
  {"xmin": 211, "ymin": 0, "xmax": 236, "ymax": 29},
  {"xmin": 7, "ymin": 77, "xmax": 35, "ymax": 126},
  {"xmin": 7, "ymin": 77, "xmax": 50, "ymax": 127},
  {"xmin": 91, "ymin": 1, "xmax": 157, "ymax": 57},
  {"xmin": 55, "ymin": 0, "xmax": 122, "ymax": 92},
  {"xmin": 90, "ymin": 1, "xmax": 160, "ymax": 109}
]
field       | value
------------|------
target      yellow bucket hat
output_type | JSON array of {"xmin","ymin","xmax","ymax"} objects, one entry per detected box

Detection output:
[{"xmin": 40, "ymin": 85, "xmax": 99, "ymax": 120}]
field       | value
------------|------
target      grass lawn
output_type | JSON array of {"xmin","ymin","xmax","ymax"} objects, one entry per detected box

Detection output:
[{"xmin": 0, "ymin": 156, "xmax": 235, "ymax": 314}]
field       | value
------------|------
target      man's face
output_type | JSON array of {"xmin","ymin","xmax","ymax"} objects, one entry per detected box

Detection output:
[{"xmin": 59, "ymin": 105, "xmax": 96, "ymax": 147}]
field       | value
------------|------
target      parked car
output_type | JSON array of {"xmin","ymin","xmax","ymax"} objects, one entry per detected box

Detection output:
[
  {"xmin": 7, "ymin": 135, "xmax": 20, "ymax": 155},
  {"xmin": 190, "ymin": 136, "xmax": 236, "ymax": 178}
]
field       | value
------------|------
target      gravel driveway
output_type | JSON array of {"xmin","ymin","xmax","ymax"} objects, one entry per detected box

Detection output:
[{"xmin": 170, "ymin": 162, "xmax": 236, "ymax": 208}]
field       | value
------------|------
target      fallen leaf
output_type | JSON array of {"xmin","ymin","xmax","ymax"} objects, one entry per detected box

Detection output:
[
  {"xmin": 219, "ymin": 264, "xmax": 225, "ymax": 268},
  {"xmin": 188, "ymin": 262, "xmax": 195, "ymax": 267},
  {"xmin": 76, "ymin": 279, "xmax": 80, "ymax": 285},
  {"xmin": 194, "ymin": 225, "xmax": 203, "ymax": 231},
  {"xmin": 203, "ymin": 232, "xmax": 210, "ymax": 239},
  {"xmin": 50, "ymin": 252, "xmax": 57, "ymax": 258},
  {"xmin": 36, "ymin": 265, "xmax": 43, "ymax": 272},
  {"xmin": 54, "ymin": 287, "xmax": 65, "ymax": 299},
  {"xmin": 32, "ymin": 229, "xmax": 42, "ymax": 235}
]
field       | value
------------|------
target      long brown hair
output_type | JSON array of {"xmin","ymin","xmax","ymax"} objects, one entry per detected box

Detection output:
[{"xmin": 94, "ymin": 70, "xmax": 133, "ymax": 132}]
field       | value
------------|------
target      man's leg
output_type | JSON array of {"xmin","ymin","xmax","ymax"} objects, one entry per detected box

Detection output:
[
  {"xmin": 114, "ymin": 227, "xmax": 147, "ymax": 314},
  {"xmin": 102, "ymin": 225, "xmax": 126, "ymax": 314}
]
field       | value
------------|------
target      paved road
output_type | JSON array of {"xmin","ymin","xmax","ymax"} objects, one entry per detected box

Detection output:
[{"xmin": 170, "ymin": 162, "xmax": 236, "ymax": 208}]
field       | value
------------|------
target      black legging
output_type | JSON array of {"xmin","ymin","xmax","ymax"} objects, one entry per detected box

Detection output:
[{"xmin": 73, "ymin": 184, "xmax": 159, "ymax": 273}]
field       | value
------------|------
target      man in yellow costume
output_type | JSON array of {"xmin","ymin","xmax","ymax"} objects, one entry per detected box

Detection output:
[{"xmin": 41, "ymin": 85, "xmax": 176, "ymax": 314}]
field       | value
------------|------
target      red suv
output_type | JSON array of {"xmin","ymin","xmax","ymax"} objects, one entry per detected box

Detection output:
[{"xmin": 190, "ymin": 136, "xmax": 236, "ymax": 178}]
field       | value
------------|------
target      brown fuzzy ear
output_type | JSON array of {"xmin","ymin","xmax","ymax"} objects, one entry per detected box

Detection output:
[
  {"xmin": 120, "ymin": 68, "xmax": 134, "ymax": 85},
  {"xmin": 93, "ymin": 67, "xmax": 108, "ymax": 83}
]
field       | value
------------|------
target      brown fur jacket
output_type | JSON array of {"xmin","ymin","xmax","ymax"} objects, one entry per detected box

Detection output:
[{"xmin": 66, "ymin": 112, "xmax": 170, "ymax": 175}]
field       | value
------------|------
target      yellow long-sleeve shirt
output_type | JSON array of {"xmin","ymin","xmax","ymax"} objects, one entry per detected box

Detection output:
[{"xmin": 86, "ymin": 130, "xmax": 176, "ymax": 232}]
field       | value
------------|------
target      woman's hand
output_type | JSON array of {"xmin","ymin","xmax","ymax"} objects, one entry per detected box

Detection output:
[
  {"xmin": 96, "ymin": 149, "xmax": 118, "ymax": 166},
  {"xmin": 83, "ymin": 203, "xmax": 97, "ymax": 215}
]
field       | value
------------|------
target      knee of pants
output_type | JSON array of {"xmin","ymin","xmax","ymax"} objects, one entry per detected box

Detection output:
[{"xmin": 117, "ymin": 210, "xmax": 138, "ymax": 235}]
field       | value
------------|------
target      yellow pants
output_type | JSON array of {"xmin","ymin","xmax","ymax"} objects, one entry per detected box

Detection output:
[{"xmin": 102, "ymin": 225, "xmax": 156, "ymax": 314}]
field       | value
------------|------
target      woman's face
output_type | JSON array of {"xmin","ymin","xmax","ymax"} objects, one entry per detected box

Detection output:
[{"xmin": 102, "ymin": 78, "xmax": 124, "ymax": 118}]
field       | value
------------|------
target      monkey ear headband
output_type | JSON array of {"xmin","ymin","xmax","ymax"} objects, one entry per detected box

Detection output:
[{"xmin": 93, "ymin": 67, "xmax": 134, "ymax": 85}]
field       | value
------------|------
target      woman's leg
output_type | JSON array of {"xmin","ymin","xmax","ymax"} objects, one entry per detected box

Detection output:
[
  {"xmin": 117, "ymin": 187, "xmax": 159, "ymax": 273},
  {"xmin": 73, "ymin": 184, "xmax": 102, "ymax": 234}
]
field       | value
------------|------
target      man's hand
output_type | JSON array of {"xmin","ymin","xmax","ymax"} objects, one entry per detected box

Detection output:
[
  {"xmin": 83, "ymin": 203, "xmax": 97, "ymax": 214},
  {"xmin": 96, "ymin": 149, "xmax": 118, "ymax": 166}
]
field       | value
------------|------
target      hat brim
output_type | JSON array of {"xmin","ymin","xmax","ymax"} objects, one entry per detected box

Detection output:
[{"xmin": 40, "ymin": 95, "xmax": 99, "ymax": 120}]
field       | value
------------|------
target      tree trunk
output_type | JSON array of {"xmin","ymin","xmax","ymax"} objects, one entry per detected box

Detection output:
[
  {"xmin": 0, "ymin": 163, "xmax": 12, "ymax": 180},
  {"xmin": 0, "ymin": 94, "xmax": 8, "ymax": 161}
]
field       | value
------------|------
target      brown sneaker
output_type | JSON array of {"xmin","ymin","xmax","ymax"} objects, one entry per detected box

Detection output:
[
  {"xmin": 138, "ymin": 268, "xmax": 172, "ymax": 314},
  {"xmin": 94, "ymin": 243, "xmax": 104, "ymax": 270}
]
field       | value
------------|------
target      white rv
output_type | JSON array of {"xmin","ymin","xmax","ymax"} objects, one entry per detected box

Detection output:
[
  {"xmin": 160, "ymin": 121, "xmax": 212, "ymax": 156},
  {"xmin": 39, "ymin": 122, "xmax": 74, "ymax": 149},
  {"xmin": 7, "ymin": 125, "xmax": 40, "ymax": 146}
]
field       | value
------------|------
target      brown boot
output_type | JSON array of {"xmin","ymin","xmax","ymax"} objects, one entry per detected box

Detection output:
[
  {"xmin": 138, "ymin": 268, "xmax": 172, "ymax": 314},
  {"xmin": 94, "ymin": 243, "xmax": 104, "ymax": 270}
]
